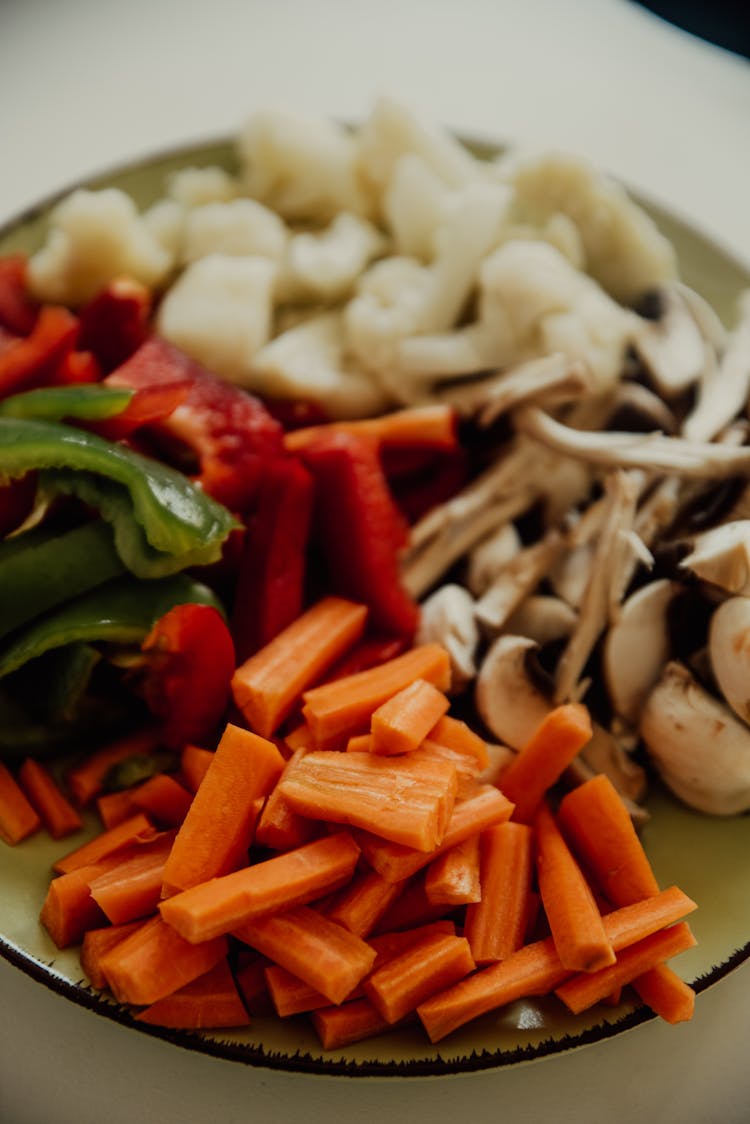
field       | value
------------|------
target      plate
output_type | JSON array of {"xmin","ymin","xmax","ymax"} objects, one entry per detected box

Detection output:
[{"xmin": 2, "ymin": 137, "xmax": 750, "ymax": 1077}]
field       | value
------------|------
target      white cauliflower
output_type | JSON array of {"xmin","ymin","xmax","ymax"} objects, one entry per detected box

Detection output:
[
  {"xmin": 166, "ymin": 165, "xmax": 239, "ymax": 208},
  {"xmin": 181, "ymin": 199, "xmax": 288, "ymax": 265},
  {"xmin": 28, "ymin": 188, "xmax": 174, "ymax": 306},
  {"xmin": 383, "ymin": 154, "xmax": 452, "ymax": 260},
  {"xmin": 157, "ymin": 253, "xmax": 277, "ymax": 384},
  {"xmin": 237, "ymin": 108, "xmax": 373, "ymax": 222},
  {"xmin": 276, "ymin": 212, "xmax": 386, "ymax": 304},
  {"xmin": 142, "ymin": 199, "xmax": 186, "ymax": 261}
]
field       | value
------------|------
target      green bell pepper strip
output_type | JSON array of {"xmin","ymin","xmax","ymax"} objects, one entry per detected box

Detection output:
[
  {"xmin": 0, "ymin": 417, "xmax": 239, "ymax": 575},
  {"xmin": 0, "ymin": 385, "xmax": 135, "ymax": 423}
]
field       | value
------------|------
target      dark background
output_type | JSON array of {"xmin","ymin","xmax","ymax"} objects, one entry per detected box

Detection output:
[{"xmin": 634, "ymin": 1, "xmax": 750, "ymax": 59}]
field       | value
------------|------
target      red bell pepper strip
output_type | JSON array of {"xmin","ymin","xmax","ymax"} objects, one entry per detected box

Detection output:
[
  {"xmin": 54, "ymin": 349, "xmax": 101, "ymax": 386},
  {"xmin": 0, "ymin": 256, "xmax": 38, "ymax": 336},
  {"xmin": 299, "ymin": 431, "xmax": 419, "ymax": 638},
  {"xmin": 94, "ymin": 382, "xmax": 191, "ymax": 442},
  {"xmin": 139, "ymin": 603, "xmax": 236, "ymax": 748},
  {"xmin": 79, "ymin": 278, "xmax": 151, "ymax": 374},
  {"xmin": 0, "ymin": 305, "xmax": 79, "ymax": 398},
  {"xmin": 107, "ymin": 337, "xmax": 285, "ymax": 513}
]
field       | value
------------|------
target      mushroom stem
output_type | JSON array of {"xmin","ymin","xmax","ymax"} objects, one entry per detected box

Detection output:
[
  {"xmin": 474, "ymin": 529, "xmax": 566, "ymax": 632},
  {"xmin": 437, "ymin": 353, "xmax": 592, "ymax": 426}
]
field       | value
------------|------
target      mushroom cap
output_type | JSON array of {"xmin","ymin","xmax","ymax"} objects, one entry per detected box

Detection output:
[
  {"xmin": 602, "ymin": 578, "xmax": 677, "ymax": 726},
  {"xmin": 474, "ymin": 634, "xmax": 551, "ymax": 749},
  {"xmin": 709, "ymin": 596, "xmax": 750, "ymax": 726}
]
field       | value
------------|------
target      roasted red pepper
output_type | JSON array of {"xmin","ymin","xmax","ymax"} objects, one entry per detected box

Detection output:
[
  {"xmin": 108, "ymin": 337, "xmax": 285, "ymax": 513},
  {"xmin": 139, "ymin": 603, "xmax": 236, "ymax": 748},
  {"xmin": 299, "ymin": 431, "xmax": 419, "ymax": 638},
  {"xmin": 0, "ymin": 305, "xmax": 80, "ymax": 397},
  {"xmin": 0, "ymin": 256, "xmax": 38, "ymax": 336},
  {"xmin": 230, "ymin": 456, "xmax": 315, "ymax": 662},
  {"xmin": 79, "ymin": 278, "xmax": 151, "ymax": 373}
]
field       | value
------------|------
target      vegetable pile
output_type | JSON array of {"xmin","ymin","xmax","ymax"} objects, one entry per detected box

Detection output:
[{"xmin": 2, "ymin": 93, "xmax": 749, "ymax": 1048}]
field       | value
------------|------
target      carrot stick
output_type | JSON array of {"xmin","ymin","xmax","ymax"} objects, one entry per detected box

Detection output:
[
  {"xmin": 52, "ymin": 812, "xmax": 156, "ymax": 875},
  {"xmin": 81, "ymin": 921, "xmax": 143, "ymax": 988},
  {"xmin": 602, "ymin": 885, "xmax": 697, "ymax": 950},
  {"xmin": 555, "ymin": 922, "xmax": 697, "ymax": 1015},
  {"xmin": 312, "ymin": 997, "xmax": 396, "ymax": 1049},
  {"xmin": 254, "ymin": 748, "xmax": 319, "ymax": 851},
  {"xmin": 424, "ymin": 715, "xmax": 489, "ymax": 770},
  {"xmin": 374, "ymin": 873, "xmax": 455, "ymax": 933},
  {"xmin": 632, "ymin": 964, "xmax": 696, "ymax": 1024},
  {"xmin": 159, "ymin": 832, "xmax": 361, "ymax": 943},
  {"xmin": 135, "ymin": 959, "xmax": 250, "ymax": 1028},
  {"xmin": 234, "ymin": 954, "xmax": 274, "ymax": 1016},
  {"xmin": 96, "ymin": 789, "xmax": 137, "ymax": 829},
  {"xmin": 364, "ymin": 930, "xmax": 475, "ymax": 1024},
  {"xmin": 370, "ymin": 678, "xmax": 450, "ymax": 756},
  {"xmin": 557, "ymin": 772, "xmax": 660, "ymax": 906},
  {"xmin": 278, "ymin": 747, "xmax": 458, "ymax": 851},
  {"xmin": 235, "ymin": 905, "xmax": 377, "ymax": 1006},
  {"xmin": 499, "ymin": 703, "xmax": 593, "ymax": 823},
  {"xmin": 231, "ymin": 596, "xmax": 368, "ymax": 738},
  {"xmin": 0, "ymin": 761, "xmax": 42, "ymax": 844},
  {"xmin": 284, "ymin": 405, "xmax": 458, "ymax": 455},
  {"xmin": 419, "ymin": 739, "xmax": 483, "ymax": 798},
  {"xmin": 161, "ymin": 724, "xmax": 284, "ymax": 896},
  {"xmin": 345, "ymin": 734, "xmax": 373, "ymax": 753},
  {"xmin": 284, "ymin": 723, "xmax": 316, "ymax": 752},
  {"xmin": 464, "ymin": 822, "xmax": 533, "ymax": 964},
  {"xmin": 326, "ymin": 869, "xmax": 404, "ymax": 937},
  {"xmin": 300, "ymin": 643, "xmax": 452, "ymax": 747},
  {"xmin": 180, "ymin": 744, "xmax": 214, "ymax": 793},
  {"xmin": 323, "ymin": 634, "xmax": 408, "ymax": 683},
  {"xmin": 534, "ymin": 801, "xmax": 615, "ymax": 973},
  {"xmin": 130, "ymin": 773, "xmax": 193, "ymax": 828},
  {"xmin": 424, "ymin": 834, "xmax": 482, "ymax": 908},
  {"xmin": 88, "ymin": 833, "xmax": 176, "ymax": 925},
  {"xmin": 39, "ymin": 862, "xmax": 111, "ymax": 948},
  {"xmin": 357, "ymin": 783, "xmax": 514, "ymax": 882},
  {"xmin": 99, "ymin": 915, "xmax": 228, "ymax": 1006},
  {"xmin": 17, "ymin": 758, "xmax": 83, "ymax": 840},
  {"xmin": 66, "ymin": 727, "xmax": 163, "ymax": 806}
]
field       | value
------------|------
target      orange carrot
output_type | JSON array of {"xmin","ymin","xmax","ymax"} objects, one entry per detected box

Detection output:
[
  {"xmin": 39, "ymin": 862, "xmax": 110, "ymax": 948},
  {"xmin": 419, "ymin": 739, "xmax": 483, "ymax": 798},
  {"xmin": 326, "ymin": 869, "xmax": 404, "ymax": 937},
  {"xmin": 499, "ymin": 703, "xmax": 593, "ymax": 823},
  {"xmin": 52, "ymin": 812, "xmax": 156, "ymax": 875},
  {"xmin": 278, "ymin": 747, "xmax": 458, "ymax": 851},
  {"xmin": 159, "ymin": 832, "xmax": 361, "ymax": 943},
  {"xmin": 555, "ymin": 922, "xmax": 697, "ymax": 1015},
  {"xmin": 374, "ymin": 872, "xmax": 455, "ymax": 933},
  {"xmin": 17, "ymin": 758, "xmax": 83, "ymax": 840},
  {"xmin": 424, "ymin": 715, "xmax": 490, "ymax": 770},
  {"xmin": 254, "ymin": 748, "xmax": 319, "ymax": 851},
  {"xmin": 284, "ymin": 405, "xmax": 458, "ymax": 455},
  {"xmin": 370, "ymin": 678, "xmax": 450, "ymax": 756},
  {"xmin": 264, "ymin": 963, "xmax": 335, "ymax": 1017},
  {"xmin": 81, "ymin": 921, "xmax": 143, "ymax": 988},
  {"xmin": 88, "ymin": 833, "xmax": 176, "ymax": 925},
  {"xmin": 130, "ymin": 773, "xmax": 193, "ymax": 828},
  {"xmin": 345, "ymin": 734, "xmax": 374, "ymax": 753},
  {"xmin": 632, "ymin": 964, "xmax": 696, "ymax": 1024},
  {"xmin": 161, "ymin": 724, "xmax": 284, "ymax": 895},
  {"xmin": 464, "ymin": 822, "xmax": 533, "ymax": 964},
  {"xmin": 364, "ymin": 930, "xmax": 475, "ymax": 1024},
  {"xmin": 66, "ymin": 727, "xmax": 163, "ymax": 806},
  {"xmin": 557, "ymin": 773, "xmax": 660, "ymax": 906},
  {"xmin": 96, "ymin": 789, "xmax": 137, "ymax": 829},
  {"xmin": 602, "ymin": 885, "xmax": 697, "ymax": 951},
  {"xmin": 135, "ymin": 959, "xmax": 250, "ymax": 1028},
  {"xmin": 323, "ymin": 634, "xmax": 408, "ymax": 683},
  {"xmin": 284, "ymin": 723, "xmax": 316, "ymax": 752},
  {"xmin": 99, "ymin": 914, "xmax": 228, "ymax": 1006},
  {"xmin": 234, "ymin": 955, "xmax": 274, "ymax": 1016},
  {"xmin": 534, "ymin": 801, "xmax": 615, "ymax": 973},
  {"xmin": 231, "ymin": 596, "xmax": 368, "ymax": 738},
  {"xmin": 300, "ymin": 643, "xmax": 452, "ymax": 747},
  {"xmin": 0, "ymin": 761, "xmax": 42, "ymax": 844},
  {"xmin": 180, "ymin": 744, "xmax": 215, "ymax": 793},
  {"xmin": 312, "ymin": 997, "xmax": 395, "ymax": 1049},
  {"xmin": 235, "ymin": 906, "xmax": 377, "ymax": 1006},
  {"xmin": 424, "ymin": 834, "xmax": 482, "ymax": 908}
]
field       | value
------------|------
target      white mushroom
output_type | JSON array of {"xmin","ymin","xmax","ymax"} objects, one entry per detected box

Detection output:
[
  {"xmin": 602, "ymin": 578, "xmax": 678, "ymax": 726},
  {"xmin": 679, "ymin": 521, "xmax": 750, "ymax": 595},
  {"xmin": 708, "ymin": 596, "xmax": 750, "ymax": 725},
  {"xmin": 467, "ymin": 523, "xmax": 522, "ymax": 597},
  {"xmin": 505, "ymin": 595, "xmax": 578, "ymax": 647},
  {"xmin": 415, "ymin": 583, "xmax": 479, "ymax": 692},
  {"xmin": 640, "ymin": 661, "xmax": 750, "ymax": 815},
  {"xmin": 475, "ymin": 530, "xmax": 566, "ymax": 633},
  {"xmin": 474, "ymin": 634, "xmax": 551, "ymax": 749},
  {"xmin": 630, "ymin": 285, "xmax": 710, "ymax": 399},
  {"xmin": 682, "ymin": 290, "xmax": 750, "ymax": 443}
]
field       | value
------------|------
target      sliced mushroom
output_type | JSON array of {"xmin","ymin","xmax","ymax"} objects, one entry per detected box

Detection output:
[
  {"xmin": 630, "ymin": 285, "xmax": 710, "ymax": 399},
  {"xmin": 474, "ymin": 530, "xmax": 565, "ymax": 633},
  {"xmin": 602, "ymin": 578, "xmax": 678, "ymax": 726},
  {"xmin": 708, "ymin": 596, "xmax": 750, "ymax": 725},
  {"xmin": 573, "ymin": 723, "xmax": 648, "ymax": 804},
  {"xmin": 505, "ymin": 595, "xmax": 578, "ymax": 646},
  {"xmin": 437, "ymin": 353, "xmax": 592, "ymax": 426},
  {"xmin": 682, "ymin": 291, "xmax": 750, "ymax": 443},
  {"xmin": 679, "ymin": 521, "xmax": 750, "ymax": 595},
  {"xmin": 467, "ymin": 522, "xmax": 522, "ymax": 597},
  {"xmin": 474, "ymin": 634, "xmax": 551, "ymax": 749},
  {"xmin": 640, "ymin": 660, "xmax": 750, "ymax": 815},
  {"xmin": 415, "ymin": 583, "xmax": 479, "ymax": 692}
]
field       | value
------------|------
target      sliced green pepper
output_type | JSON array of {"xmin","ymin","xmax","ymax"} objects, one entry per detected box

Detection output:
[{"xmin": 0, "ymin": 385, "xmax": 135, "ymax": 423}]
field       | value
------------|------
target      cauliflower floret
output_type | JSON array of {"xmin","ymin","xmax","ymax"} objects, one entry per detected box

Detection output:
[
  {"xmin": 181, "ymin": 199, "xmax": 288, "ymax": 265},
  {"xmin": 157, "ymin": 253, "xmax": 277, "ymax": 384},
  {"xmin": 505, "ymin": 151, "xmax": 678, "ymax": 304},
  {"xmin": 251, "ymin": 311, "xmax": 390, "ymax": 419},
  {"xmin": 28, "ymin": 188, "xmax": 174, "ymax": 306},
  {"xmin": 237, "ymin": 108, "xmax": 373, "ymax": 222},
  {"xmin": 276, "ymin": 212, "xmax": 386, "ymax": 304},
  {"xmin": 143, "ymin": 199, "xmax": 187, "ymax": 261},
  {"xmin": 383, "ymin": 154, "xmax": 451, "ymax": 260},
  {"xmin": 166, "ymin": 165, "xmax": 240, "ymax": 208},
  {"xmin": 344, "ymin": 257, "xmax": 432, "ymax": 384}
]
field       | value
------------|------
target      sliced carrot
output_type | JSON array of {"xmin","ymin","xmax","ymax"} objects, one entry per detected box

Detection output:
[
  {"xmin": 235, "ymin": 905, "xmax": 377, "ymax": 1006},
  {"xmin": 52, "ymin": 812, "xmax": 156, "ymax": 875},
  {"xmin": 323, "ymin": 634, "xmax": 408, "ymax": 683},
  {"xmin": 234, "ymin": 954, "xmax": 274, "ymax": 1016},
  {"xmin": 254, "ymin": 748, "xmax": 319, "ymax": 851},
  {"xmin": 424, "ymin": 715, "xmax": 489, "ymax": 770},
  {"xmin": 345, "ymin": 734, "xmax": 373, "ymax": 753},
  {"xmin": 264, "ymin": 963, "xmax": 335, "ymax": 1017},
  {"xmin": 17, "ymin": 758, "xmax": 83, "ymax": 840},
  {"xmin": 602, "ymin": 885, "xmax": 697, "ymax": 949},
  {"xmin": 464, "ymin": 822, "xmax": 533, "ymax": 964},
  {"xmin": 180, "ymin": 743, "xmax": 215, "ymax": 793},
  {"xmin": 632, "ymin": 964, "xmax": 696, "ymax": 1024},
  {"xmin": 81, "ymin": 921, "xmax": 143, "ymax": 988},
  {"xmin": 557, "ymin": 772, "xmax": 660, "ymax": 906},
  {"xmin": 161, "ymin": 724, "xmax": 284, "ymax": 895},
  {"xmin": 301, "ymin": 643, "xmax": 452, "ymax": 747},
  {"xmin": 364, "ymin": 930, "xmax": 475, "ymax": 1024},
  {"xmin": 326, "ymin": 869, "xmax": 404, "ymax": 937},
  {"xmin": 284, "ymin": 405, "xmax": 458, "ymax": 455},
  {"xmin": 312, "ymin": 997, "xmax": 395, "ymax": 1050},
  {"xmin": 159, "ymin": 832, "xmax": 361, "ymax": 943},
  {"xmin": 369, "ymin": 920, "xmax": 458, "ymax": 960},
  {"xmin": 231, "ymin": 596, "xmax": 368, "ymax": 738},
  {"xmin": 39, "ymin": 861, "xmax": 110, "ymax": 948},
  {"xmin": 88, "ymin": 833, "xmax": 176, "ymax": 925},
  {"xmin": 534, "ymin": 801, "xmax": 615, "ymax": 974},
  {"xmin": 96, "ymin": 788, "xmax": 137, "ymax": 829},
  {"xmin": 370, "ymin": 678, "xmax": 450, "ymax": 757},
  {"xmin": 278, "ymin": 747, "xmax": 458, "ymax": 851},
  {"xmin": 284, "ymin": 723, "xmax": 316, "ymax": 752},
  {"xmin": 424, "ymin": 834, "xmax": 482, "ymax": 908},
  {"xmin": 374, "ymin": 872, "xmax": 455, "ymax": 933},
  {"xmin": 499, "ymin": 703, "xmax": 593, "ymax": 823},
  {"xmin": 0, "ymin": 761, "xmax": 42, "ymax": 844},
  {"xmin": 419, "ymin": 739, "xmax": 483, "ymax": 798},
  {"xmin": 135, "ymin": 959, "xmax": 250, "ymax": 1028},
  {"xmin": 99, "ymin": 914, "xmax": 227, "ymax": 1006},
  {"xmin": 66, "ymin": 727, "xmax": 163, "ymax": 806},
  {"xmin": 555, "ymin": 922, "xmax": 697, "ymax": 1015},
  {"xmin": 130, "ymin": 773, "xmax": 193, "ymax": 828}
]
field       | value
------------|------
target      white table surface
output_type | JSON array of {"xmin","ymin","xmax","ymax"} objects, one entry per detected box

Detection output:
[{"xmin": 1, "ymin": 2, "xmax": 750, "ymax": 1121}]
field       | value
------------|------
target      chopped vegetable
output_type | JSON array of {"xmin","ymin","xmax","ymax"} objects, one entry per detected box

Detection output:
[
  {"xmin": 0, "ymin": 760, "xmax": 42, "ymax": 844},
  {"xmin": 370, "ymin": 678, "xmax": 450, "ymax": 756},
  {"xmin": 135, "ymin": 959, "xmax": 251, "ymax": 1029},
  {"xmin": 464, "ymin": 822, "xmax": 533, "ymax": 964},
  {"xmin": 499, "ymin": 703, "xmax": 593, "ymax": 824},
  {"xmin": 17, "ymin": 758, "xmax": 83, "ymax": 839}
]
